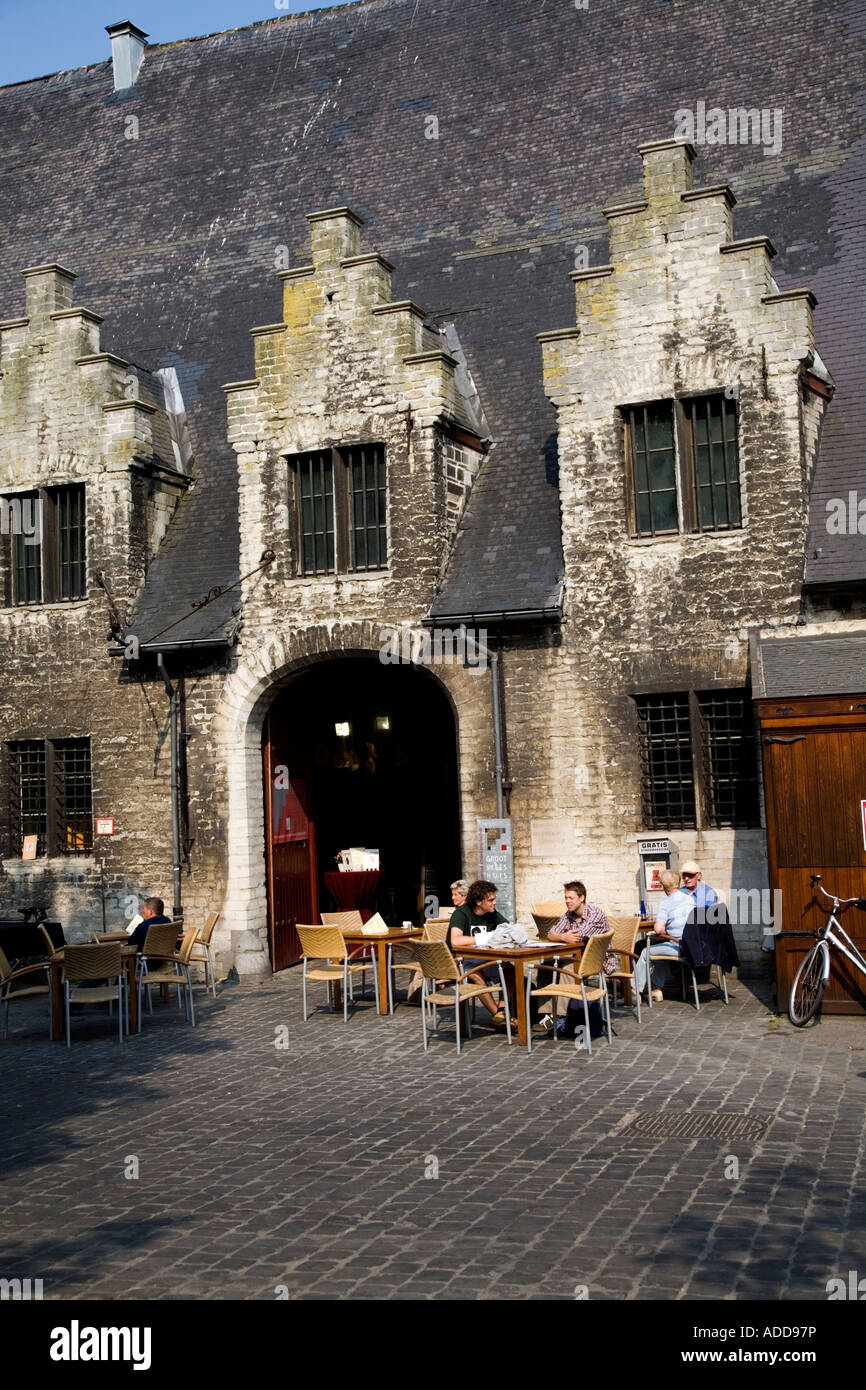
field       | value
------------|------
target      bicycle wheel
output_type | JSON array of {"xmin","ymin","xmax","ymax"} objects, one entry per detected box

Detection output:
[{"xmin": 788, "ymin": 942, "xmax": 828, "ymax": 1026}]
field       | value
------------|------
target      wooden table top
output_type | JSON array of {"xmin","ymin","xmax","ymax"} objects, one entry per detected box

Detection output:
[
  {"xmin": 51, "ymin": 943, "xmax": 137, "ymax": 961},
  {"xmin": 341, "ymin": 925, "xmax": 423, "ymax": 942},
  {"xmin": 459, "ymin": 940, "xmax": 580, "ymax": 958}
]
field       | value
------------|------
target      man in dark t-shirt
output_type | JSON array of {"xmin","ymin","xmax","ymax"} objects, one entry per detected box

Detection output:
[{"xmin": 446, "ymin": 879, "xmax": 511, "ymax": 1026}]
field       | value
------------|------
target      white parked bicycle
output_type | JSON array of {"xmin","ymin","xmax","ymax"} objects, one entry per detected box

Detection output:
[{"xmin": 787, "ymin": 875, "xmax": 866, "ymax": 1026}]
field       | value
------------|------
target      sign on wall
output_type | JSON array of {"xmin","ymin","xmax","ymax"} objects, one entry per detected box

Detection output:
[
  {"xmin": 477, "ymin": 818, "xmax": 515, "ymax": 922},
  {"xmin": 530, "ymin": 818, "xmax": 575, "ymax": 860},
  {"xmin": 95, "ymin": 818, "xmax": 115, "ymax": 836}
]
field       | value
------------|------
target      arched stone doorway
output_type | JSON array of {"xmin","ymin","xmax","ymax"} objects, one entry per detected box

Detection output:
[{"xmin": 262, "ymin": 655, "xmax": 461, "ymax": 970}]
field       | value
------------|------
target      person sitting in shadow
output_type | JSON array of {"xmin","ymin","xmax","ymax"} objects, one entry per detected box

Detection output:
[{"xmin": 128, "ymin": 897, "xmax": 173, "ymax": 953}]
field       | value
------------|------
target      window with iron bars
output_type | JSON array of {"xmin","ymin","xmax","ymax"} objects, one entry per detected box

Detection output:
[
  {"xmin": 7, "ymin": 738, "xmax": 93, "ymax": 856},
  {"xmin": 288, "ymin": 446, "xmax": 387, "ymax": 576},
  {"xmin": 635, "ymin": 690, "xmax": 759, "ymax": 830},
  {"xmin": 623, "ymin": 393, "xmax": 741, "ymax": 539},
  {"xmin": 3, "ymin": 484, "xmax": 86, "ymax": 605}
]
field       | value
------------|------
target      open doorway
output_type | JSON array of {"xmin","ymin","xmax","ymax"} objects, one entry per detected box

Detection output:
[{"xmin": 262, "ymin": 656, "xmax": 462, "ymax": 970}]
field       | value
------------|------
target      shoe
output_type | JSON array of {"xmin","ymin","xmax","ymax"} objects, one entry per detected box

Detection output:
[
  {"xmin": 490, "ymin": 1009, "xmax": 507, "ymax": 1029},
  {"xmin": 532, "ymin": 1015, "xmax": 555, "ymax": 1034},
  {"xmin": 651, "ymin": 989, "xmax": 664, "ymax": 1002}
]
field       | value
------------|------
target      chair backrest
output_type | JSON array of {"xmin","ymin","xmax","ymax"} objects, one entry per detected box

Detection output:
[
  {"xmin": 0, "ymin": 945, "xmax": 12, "ymax": 983},
  {"xmin": 578, "ymin": 931, "xmax": 614, "ymax": 980},
  {"xmin": 414, "ymin": 940, "xmax": 460, "ymax": 983},
  {"xmin": 438, "ymin": 906, "xmax": 455, "ymax": 919},
  {"xmin": 197, "ymin": 911, "xmax": 220, "ymax": 946},
  {"xmin": 608, "ymin": 916, "xmax": 640, "ymax": 955},
  {"xmin": 63, "ymin": 942, "xmax": 122, "ymax": 982},
  {"xmin": 176, "ymin": 927, "xmax": 199, "ymax": 965},
  {"xmin": 142, "ymin": 922, "xmax": 180, "ymax": 957},
  {"xmin": 321, "ymin": 910, "xmax": 364, "ymax": 933},
  {"xmin": 37, "ymin": 923, "xmax": 57, "ymax": 958},
  {"xmin": 532, "ymin": 900, "xmax": 566, "ymax": 918},
  {"xmin": 423, "ymin": 920, "xmax": 450, "ymax": 942},
  {"xmin": 298, "ymin": 924, "xmax": 348, "ymax": 960}
]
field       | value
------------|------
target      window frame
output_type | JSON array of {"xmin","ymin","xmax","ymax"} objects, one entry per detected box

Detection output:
[
  {"xmin": 5, "ymin": 483, "xmax": 87, "ymax": 606},
  {"xmin": 622, "ymin": 392, "xmax": 742, "ymax": 540},
  {"xmin": 7, "ymin": 736, "xmax": 93, "ymax": 857},
  {"xmin": 635, "ymin": 687, "xmax": 759, "ymax": 831},
  {"xmin": 287, "ymin": 445, "xmax": 388, "ymax": 577}
]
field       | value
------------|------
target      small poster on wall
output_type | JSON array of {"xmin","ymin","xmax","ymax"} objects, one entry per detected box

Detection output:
[
  {"xmin": 22, "ymin": 835, "xmax": 37, "ymax": 860},
  {"xmin": 644, "ymin": 859, "xmax": 667, "ymax": 893}
]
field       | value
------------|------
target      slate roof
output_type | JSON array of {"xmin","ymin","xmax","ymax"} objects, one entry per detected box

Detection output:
[
  {"xmin": 0, "ymin": 0, "xmax": 863, "ymax": 642},
  {"xmin": 752, "ymin": 631, "xmax": 866, "ymax": 699}
]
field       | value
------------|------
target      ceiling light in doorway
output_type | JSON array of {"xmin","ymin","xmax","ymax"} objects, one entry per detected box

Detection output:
[{"xmin": 334, "ymin": 721, "xmax": 351, "ymax": 738}]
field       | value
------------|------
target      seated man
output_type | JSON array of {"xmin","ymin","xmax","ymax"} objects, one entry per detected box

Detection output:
[
  {"xmin": 547, "ymin": 880, "xmax": 615, "ymax": 1036},
  {"xmin": 634, "ymin": 861, "xmax": 718, "ymax": 1000},
  {"xmin": 128, "ymin": 896, "xmax": 173, "ymax": 953},
  {"xmin": 446, "ymin": 879, "xmax": 512, "ymax": 1028}
]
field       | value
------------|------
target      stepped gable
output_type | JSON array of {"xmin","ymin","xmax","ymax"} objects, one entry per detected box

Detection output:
[{"xmin": 0, "ymin": 0, "xmax": 862, "ymax": 640}]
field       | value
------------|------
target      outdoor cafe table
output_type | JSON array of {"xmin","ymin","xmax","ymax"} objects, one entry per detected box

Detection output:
[
  {"xmin": 336, "ymin": 925, "xmax": 422, "ymax": 1016},
  {"xmin": 49, "ymin": 943, "xmax": 139, "ymax": 1041},
  {"xmin": 456, "ymin": 939, "xmax": 582, "ymax": 1047}
]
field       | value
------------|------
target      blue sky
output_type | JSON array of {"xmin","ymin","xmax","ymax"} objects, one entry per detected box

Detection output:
[{"xmin": 0, "ymin": 0, "xmax": 349, "ymax": 85}]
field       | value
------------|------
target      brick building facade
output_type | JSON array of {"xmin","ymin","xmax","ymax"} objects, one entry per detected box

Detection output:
[{"xmin": 0, "ymin": 1, "xmax": 862, "ymax": 977}]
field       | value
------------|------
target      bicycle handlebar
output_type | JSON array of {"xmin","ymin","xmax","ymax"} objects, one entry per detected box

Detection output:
[{"xmin": 809, "ymin": 875, "xmax": 866, "ymax": 909}]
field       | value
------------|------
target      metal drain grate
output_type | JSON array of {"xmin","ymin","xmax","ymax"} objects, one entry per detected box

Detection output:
[{"xmin": 626, "ymin": 1112, "xmax": 770, "ymax": 1141}]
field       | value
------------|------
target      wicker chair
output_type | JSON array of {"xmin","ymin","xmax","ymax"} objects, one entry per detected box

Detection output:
[
  {"xmin": 321, "ymin": 910, "xmax": 376, "ymax": 995},
  {"xmin": 387, "ymin": 919, "xmax": 450, "ymax": 1012},
  {"xmin": 413, "ymin": 940, "xmax": 512, "ymax": 1054},
  {"xmin": 531, "ymin": 901, "xmax": 566, "ymax": 939},
  {"xmin": 62, "ymin": 942, "xmax": 126, "ymax": 1047},
  {"xmin": 0, "ymin": 944, "xmax": 52, "ymax": 1041},
  {"xmin": 136, "ymin": 921, "xmax": 182, "ymax": 1015},
  {"xmin": 297, "ymin": 924, "xmax": 379, "ymax": 1022},
  {"xmin": 136, "ymin": 927, "xmax": 198, "ymax": 1029},
  {"xmin": 607, "ymin": 916, "xmax": 643, "ymax": 1023},
  {"xmin": 189, "ymin": 910, "xmax": 220, "ymax": 997},
  {"xmin": 526, "ymin": 930, "xmax": 614, "ymax": 1056}
]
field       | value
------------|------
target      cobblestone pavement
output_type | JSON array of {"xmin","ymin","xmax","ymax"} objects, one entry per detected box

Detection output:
[{"xmin": 2, "ymin": 965, "xmax": 865, "ymax": 1301}]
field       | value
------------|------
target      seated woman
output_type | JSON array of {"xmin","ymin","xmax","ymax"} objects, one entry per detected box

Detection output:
[
  {"xmin": 634, "ymin": 868, "xmax": 683, "ymax": 1001},
  {"xmin": 446, "ymin": 879, "xmax": 511, "ymax": 1027},
  {"xmin": 450, "ymin": 879, "xmax": 469, "ymax": 909}
]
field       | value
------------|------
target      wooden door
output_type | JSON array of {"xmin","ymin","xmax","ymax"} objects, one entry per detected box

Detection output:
[
  {"xmin": 263, "ymin": 716, "xmax": 318, "ymax": 972},
  {"xmin": 759, "ymin": 698, "xmax": 866, "ymax": 1013}
]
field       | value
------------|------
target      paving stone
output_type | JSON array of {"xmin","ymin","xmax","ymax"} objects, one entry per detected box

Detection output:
[{"xmin": 2, "ymin": 973, "xmax": 864, "ymax": 1300}]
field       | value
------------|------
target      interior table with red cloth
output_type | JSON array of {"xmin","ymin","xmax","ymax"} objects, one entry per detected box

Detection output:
[{"xmin": 323, "ymin": 870, "xmax": 382, "ymax": 922}]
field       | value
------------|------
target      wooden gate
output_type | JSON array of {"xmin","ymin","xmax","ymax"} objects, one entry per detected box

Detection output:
[
  {"xmin": 758, "ymin": 696, "xmax": 866, "ymax": 1013},
  {"xmin": 263, "ymin": 715, "xmax": 318, "ymax": 972}
]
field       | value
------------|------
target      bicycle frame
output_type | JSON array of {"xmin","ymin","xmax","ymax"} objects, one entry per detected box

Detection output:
[{"xmin": 819, "ymin": 913, "xmax": 866, "ymax": 985}]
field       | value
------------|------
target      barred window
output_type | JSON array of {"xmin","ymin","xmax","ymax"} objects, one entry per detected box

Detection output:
[
  {"xmin": 7, "ymin": 738, "xmax": 92, "ymax": 856},
  {"xmin": 684, "ymin": 395, "xmax": 741, "ymax": 532},
  {"xmin": 288, "ymin": 446, "xmax": 387, "ymax": 576},
  {"xmin": 8, "ymin": 741, "xmax": 47, "ymax": 854},
  {"xmin": 623, "ymin": 393, "xmax": 741, "ymax": 539},
  {"xmin": 699, "ymin": 692, "xmax": 760, "ymax": 827},
  {"xmin": 348, "ymin": 444, "xmax": 387, "ymax": 571},
  {"xmin": 624, "ymin": 403, "xmax": 678, "ymax": 538},
  {"xmin": 5, "ymin": 483, "xmax": 86, "ymax": 605},
  {"xmin": 636, "ymin": 694, "xmax": 696, "ymax": 829},
  {"xmin": 636, "ymin": 689, "xmax": 759, "ymax": 830},
  {"xmin": 295, "ymin": 451, "xmax": 335, "ymax": 575}
]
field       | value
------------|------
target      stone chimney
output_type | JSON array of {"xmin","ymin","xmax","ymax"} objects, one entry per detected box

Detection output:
[{"xmin": 106, "ymin": 21, "xmax": 148, "ymax": 91}]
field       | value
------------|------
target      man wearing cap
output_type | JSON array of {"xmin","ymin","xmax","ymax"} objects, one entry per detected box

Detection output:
[{"xmin": 635, "ymin": 861, "xmax": 718, "ymax": 1000}]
